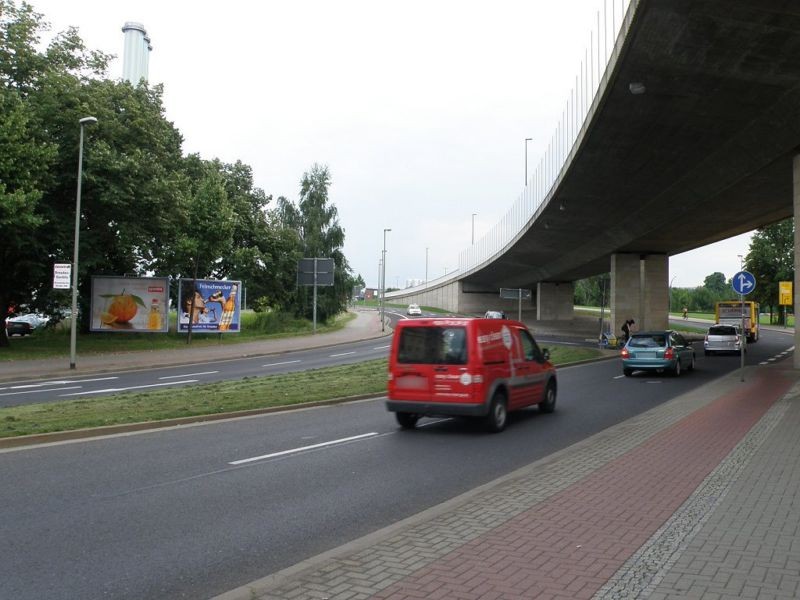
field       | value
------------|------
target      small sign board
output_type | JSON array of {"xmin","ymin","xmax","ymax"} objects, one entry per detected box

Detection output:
[
  {"xmin": 499, "ymin": 287, "xmax": 532, "ymax": 300},
  {"xmin": 779, "ymin": 281, "xmax": 793, "ymax": 306},
  {"xmin": 53, "ymin": 263, "xmax": 72, "ymax": 289},
  {"xmin": 297, "ymin": 258, "xmax": 335, "ymax": 286},
  {"xmin": 732, "ymin": 271, "xmax": 756, "ymax": 295}
]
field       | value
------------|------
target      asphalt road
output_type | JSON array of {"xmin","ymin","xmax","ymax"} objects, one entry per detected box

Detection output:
[{"xmin": 0, "ymin": 326, "xmax": 793, "ymax": 600}]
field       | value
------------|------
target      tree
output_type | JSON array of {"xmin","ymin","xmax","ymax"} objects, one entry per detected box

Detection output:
[
  {"xmin": 745, "ymin": 218, "xmax": 794, "ymax": 322},
  {"xmin": 703, "ymin": 272, "xmax": 728, "ymax": 297},
  {"xmin": 277, "ymin": 164, "xmax": 352, "ymax": 320}
]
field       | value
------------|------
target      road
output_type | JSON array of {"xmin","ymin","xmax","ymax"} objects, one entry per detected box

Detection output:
[{"xmin": 0, "ymin": 326, "xmax": 793, "ymax": 600}]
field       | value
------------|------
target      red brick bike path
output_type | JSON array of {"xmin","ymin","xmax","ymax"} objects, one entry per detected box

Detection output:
[{"xmin": 373, "ymin": 369, "xmax": 794, "ymax": 600}]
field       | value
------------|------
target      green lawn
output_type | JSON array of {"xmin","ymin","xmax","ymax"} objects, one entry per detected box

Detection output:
[
  {"xmin": 0, "ymin": 344, "xmax": 607, "ymax": 439},
  {"xmin": 1, "ymin": 310, "xmax": 354, "ymax": 361}
]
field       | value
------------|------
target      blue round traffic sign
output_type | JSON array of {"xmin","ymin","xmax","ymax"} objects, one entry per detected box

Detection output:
[{"xmin": 732, "ymin": 270, "xmax": 756, "ymax": 295}]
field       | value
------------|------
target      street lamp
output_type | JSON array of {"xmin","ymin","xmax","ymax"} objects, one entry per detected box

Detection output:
[
  {"xmin": 425, "ymin": 247, "xmax": 429, "ymax": 285},
  {"xmin": 471, "ymin": 213, "xmax": 476, "ymax": 245},
  {"xmin": 69, "ymin": 116, "xmax": 98, "ymax": 370},
  {"xmin": 381, "ymin": 228, "xmax": 391, "ymax": 332},
  {"xmin": 524, "ymin": 138, "xmax": 532, "ymax": 185}
]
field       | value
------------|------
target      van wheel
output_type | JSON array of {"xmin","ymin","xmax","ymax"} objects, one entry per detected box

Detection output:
[
  {"xmin": 395, "ymin": 412, "xmax": 419, "ymax": 429},
  {"xmin": 484, "ymin": 392, "xmax": 508, "ymax": 433},
  {"xmin": 539, "ymin": 382, "xmax": 557, "ymax": 414}
]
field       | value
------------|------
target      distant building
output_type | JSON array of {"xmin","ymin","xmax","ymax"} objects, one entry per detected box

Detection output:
[{"xmin": 121, "ymin": 22, "xmax": 152, "ymax": 84}]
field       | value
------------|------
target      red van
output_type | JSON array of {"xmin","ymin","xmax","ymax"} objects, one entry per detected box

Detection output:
[{"xmin": 386, "ymin": 318, "xmax": 557, "ymax": 432}]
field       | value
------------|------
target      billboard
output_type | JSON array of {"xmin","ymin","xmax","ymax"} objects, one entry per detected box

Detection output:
[
  {"xmin": 178, "ymin": 279, "xmax": 241, "ymax": 333},
  {"xmin": 779, "ymin": 281, "xmax": 793, "ymax": 306},
  {"xmin": 90, "ymin": 276, "xmax": 170, "ymax": 332}
]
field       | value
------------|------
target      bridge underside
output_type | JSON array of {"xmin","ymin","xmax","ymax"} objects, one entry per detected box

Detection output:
[{"xmin": 390, "ymin": 1, "xmax": 800, "ymax": 353}]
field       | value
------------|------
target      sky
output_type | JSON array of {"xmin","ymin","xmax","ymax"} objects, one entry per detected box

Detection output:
[{"xmin": 28, "ymin": 0, "xmax": 754, "ymax": 290}]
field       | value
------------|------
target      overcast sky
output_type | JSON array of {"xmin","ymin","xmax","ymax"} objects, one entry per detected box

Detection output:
[{"xmin": 30, "ymin": 0, "xmax": 753, "ymax": 290}]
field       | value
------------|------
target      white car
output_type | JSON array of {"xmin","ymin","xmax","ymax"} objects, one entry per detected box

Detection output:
[
  {"xmin": 406, "ymin": 304, "xmax": 422, "ymax": 316},
  {"xmin": 704, "ymin": 325, "xmax": 742, "ymax": 355},
  {"xmin": 7, "ymin": 313, "xmax": 49, "ymax": 328}
]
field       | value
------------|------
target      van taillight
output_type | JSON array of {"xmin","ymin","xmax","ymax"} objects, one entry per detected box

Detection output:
[{"xmin": 664, "ymin": 347, "xmax": 675, "ymax": 359}]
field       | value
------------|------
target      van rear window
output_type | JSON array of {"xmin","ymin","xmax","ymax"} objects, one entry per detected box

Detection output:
[{"xmin": 397, "ymin": 326, "xmax": 467, "ymax": 365}]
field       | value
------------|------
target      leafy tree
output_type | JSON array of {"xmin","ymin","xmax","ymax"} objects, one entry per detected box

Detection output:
[
  {"xmin": 277, "ymin": 164, "xmax": 352, "ymax": 320},
  {"xmin": 745, "ymin": 218, "xmax": 794, "ymax": 323},
  {"xmin": 703, "ymin": 272, "xmax": 728, "ymax": 297}
]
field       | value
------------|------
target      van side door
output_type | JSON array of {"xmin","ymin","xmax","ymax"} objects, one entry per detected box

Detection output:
[{"xmin": 513, "ymin": 328, "xmax": 546, "ymax": 408}]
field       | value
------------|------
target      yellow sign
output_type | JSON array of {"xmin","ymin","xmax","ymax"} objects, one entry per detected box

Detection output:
[{"xmin": 779, "ymin": 281, "xmax": 793, "ymax": 306}]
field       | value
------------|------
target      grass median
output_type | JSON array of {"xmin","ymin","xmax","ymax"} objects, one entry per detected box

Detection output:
[{"xmin": 0, "ymin": 345, "xmax": 606, "ymax": 439}]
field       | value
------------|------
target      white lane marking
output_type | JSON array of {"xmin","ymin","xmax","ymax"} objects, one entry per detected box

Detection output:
[
  {"xmin": 0, "ymin": 385, "xmax": 83, "ymax": 397},
  {"xmin": 60, "ymin": 379, "xmax": 199, "ymax": 396},
  {"xmin": 646, "ymin": 381, "xmax": 663, "ymax": 384},
  {"xmin": 760, "ymin": 362, "xmax": 769, "ymax": 365},
  {"xmin": 262, "ymin": 360, "xmax": 301, "ymax": 368},
  {"xmin": 0, "ymin": 376, "xmax": 119, "ymax": 391},
  {"xmin": 330, "ymin": 351, "xmax": 356, "ymax": 357},
  {"xmin": 229, "ymin": 432, "xmax": 379, "ymax": 465},
  {"xmin": 768, "ymin": 358, "xmax": 777, "ymax": 362},
  {"xmin": 373, "ymin": 345, "xmax": 391, "ymax": 350},
  {"xmin": 613, "ymin": 375, "xmax": 625, "ymax": 380},
  {"xmin": 418, "ymin": 418, "xmax": 452, "ymax": 428},
  {"xmin": 159, "ymin": 371, "xmax": 218, "ymax": 380}
]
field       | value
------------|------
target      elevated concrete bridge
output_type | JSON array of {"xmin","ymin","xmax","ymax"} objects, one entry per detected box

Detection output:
[{"xmin": 387, "ymin": 0, "xmax": 800, "ymax": 363}]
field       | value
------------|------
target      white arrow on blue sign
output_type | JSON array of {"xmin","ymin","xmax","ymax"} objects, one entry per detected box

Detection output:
[{"xmin": 732, "ymin": 270, "xmax": 756, "ymax": 295}]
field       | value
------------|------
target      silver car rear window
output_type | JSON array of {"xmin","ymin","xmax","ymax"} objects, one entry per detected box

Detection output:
[{"xmin": 708, "ymin": 326, "xmax": 737, "ymax": 335}]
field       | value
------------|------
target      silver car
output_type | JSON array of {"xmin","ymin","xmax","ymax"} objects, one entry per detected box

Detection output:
[{"xmin": 704, "ymin": 325, "xmax": 742, "ymax": 355}]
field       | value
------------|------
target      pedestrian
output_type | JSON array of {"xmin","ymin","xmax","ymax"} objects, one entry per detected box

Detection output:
[
  {"xmin": 682, "ymin": 306, "xmax": 688, "ymax": 320},
  {"xmin": 621, "ymin": 319, "xmax": 631, "ymax": 343}
]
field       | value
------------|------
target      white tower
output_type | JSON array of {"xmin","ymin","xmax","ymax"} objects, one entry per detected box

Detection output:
[{"xmin": 121, "ymin": 22, "xmax": 152, "ymax": 84}]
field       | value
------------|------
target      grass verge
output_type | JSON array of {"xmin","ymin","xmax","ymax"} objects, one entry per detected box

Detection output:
[{"xmin": 0, "ymin": 344, "xmax": 606, "ymax": 439}]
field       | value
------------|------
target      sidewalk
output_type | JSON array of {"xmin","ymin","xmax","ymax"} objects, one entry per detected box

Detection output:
[
  {"xmin": 0, "ymin": 308, "xmax": 389, "ymax": 383},
  {"xmin": 216, "ymin": 361, "xmax": 800, "ymax": 600}
]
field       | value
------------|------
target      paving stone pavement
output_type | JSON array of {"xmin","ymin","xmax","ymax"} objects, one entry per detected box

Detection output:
[{"xmin": 215, "ymin": 363, "xmax": 800, "ymax": 600}]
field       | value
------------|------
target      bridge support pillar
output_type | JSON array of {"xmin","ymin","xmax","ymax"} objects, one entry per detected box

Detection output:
[
  {"xmin": 611, "ymin": 253, "xmax": 668, "ymax": 334},
  {"xmin": 536, "ymin": 282, "xmax": 574, "ymax": 320}
]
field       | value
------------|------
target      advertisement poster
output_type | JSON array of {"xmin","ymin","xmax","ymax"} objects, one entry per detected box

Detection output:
[
  {"xmin": 90, "ymin": 276, "xmax": 170, "ymax": 333},
  {"xmin": 178, "ymin": 279, "xmax": 241, "ymax": 333}
]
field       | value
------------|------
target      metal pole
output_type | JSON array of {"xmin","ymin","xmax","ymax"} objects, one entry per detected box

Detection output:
[
  {"xmin": 425, "ymin": 247, "xmax": 428, "ymax": 285},
  {"xmin": 518, "ymin": 289, "xmax": 522, "ymax": 322},
  {"xmin": 382, "ymin": 228, "xmax": 390, "ymax": 332},
  {"xmin": 471, "ymin": 213, "xmax": 476, "ymax": 245},
  {"xmin": 69, "ymin": 117, "xmax": 97, "ymax": 369},
  {"xmin": 740, "ymin": 292, "xmax": 745, "ymax": 381},
  {"xmin": 524, "ymin": 138, "xmax": 532, "ymax": 185},
  {"xmin": 313, "ymin": 258, "xmax": 318, "ymax": 334}
]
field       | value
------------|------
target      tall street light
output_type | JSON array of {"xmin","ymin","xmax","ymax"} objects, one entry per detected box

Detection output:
[
  {"xmin": 381, "ymin": 228, "xmax": 391, "ymax": 332},
  {"xmin": 425, "ymin": 247, "xmax": 429, "ymax": 285},
  {"xmin": 70, "ymin": 116, "xmax": 98, "ymax": 370},
  {"xmin": 471, "ymin": 213, "xmax": 476, "ymax": 245},
  {"xmin": 524, "ymin": 138, "xmax": 532, "ymax": 185}
]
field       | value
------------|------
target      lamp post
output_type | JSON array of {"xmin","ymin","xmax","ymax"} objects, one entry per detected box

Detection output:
[
  {"xmin": 524, "ymin": 138, "xmax": 532, "ymax": 185},
  {"xmin": 425, "ymin": 247, "xmax": 429, "ymax": 285},
  {"xmin": 69, "ymin": 116, "xmax": 98, "ymax": 370},
  {"xmin": 471, "ymin": 213, "xmax": 476, "ymax": 245},
  {"xmin": 381, "ymin": 228, "xmax": 391, "ymax": 332}
]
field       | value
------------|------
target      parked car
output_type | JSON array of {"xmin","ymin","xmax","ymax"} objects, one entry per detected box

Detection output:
[
  {"xmin": 621, "ymin": 330, "xmax": 695, "ymax": 377},
  {"xmin": 704, "ymin": 325, "xmax": 742, "ymax": 355},
  {"xmin": 6, "ymin": 317, "xmax": 34, "ymax": 336},
  {"xmin": 387, "ymin": 317, "xmax": 557, "ymax": 432},
  {"xmin": 9, "ymin": 313, "xmax": 49, "ymax": 329},
  {"xmin": 484, "ymin": 310, "xmax": 506, "ymax": 319},
  {"xmin": 406, "ymin": 303, "xmax": 422, "ymax": 316}
]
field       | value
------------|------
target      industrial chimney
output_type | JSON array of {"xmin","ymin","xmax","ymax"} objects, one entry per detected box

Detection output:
[{"xmin": 121, "ymin": 22, "xmax": 152, "ymax": 84}]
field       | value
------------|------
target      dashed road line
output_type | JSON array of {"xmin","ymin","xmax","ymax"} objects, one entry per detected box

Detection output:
[
  {"xmin": 60, "ymin": 379, "xmax": 199, "ymax": 396},
  {"xmin": 159, "ymin": 371, "xmax": 218, "ymax": 380},
  {"xmin": 330, "ymin": 351, "xmax": 356, "ymax": 357},
  {"xmin": 262, "ymin": 360, "xmax": 301, "ymax": 368}
]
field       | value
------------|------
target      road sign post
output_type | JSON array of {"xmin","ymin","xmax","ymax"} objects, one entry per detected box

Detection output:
[
  {"xmin": 732, "ymin": 270, "xmax": 756, "ymax": 382},
  {"xmin": 297, "ymin": 258, "xmax": 335, "ymax": 334},
  {"xmin": 499, "ymin": 288, "xmax": 532, "ymax": 321}
]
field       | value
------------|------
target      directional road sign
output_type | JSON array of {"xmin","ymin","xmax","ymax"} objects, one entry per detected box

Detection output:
[{"xmin": 732, "ymin": 270, "xmax": 756, "ymax": 295}]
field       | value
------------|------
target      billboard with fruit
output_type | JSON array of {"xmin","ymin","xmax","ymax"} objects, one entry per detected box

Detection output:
[
  {"xmin": 90, "ymin": 276, "xmax": 170, "ymax": 333},
  {"xmin": 177, "ymin": 278, "xmax": 241, "ymax": 333}
]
